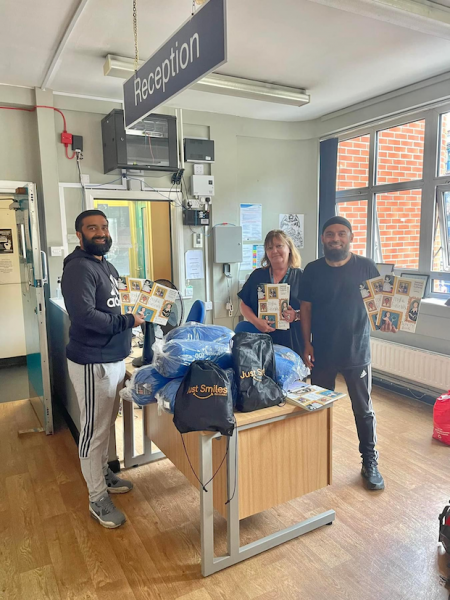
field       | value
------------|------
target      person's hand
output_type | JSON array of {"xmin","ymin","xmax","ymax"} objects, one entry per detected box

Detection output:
[
  {"xmin": 133, "ymin": 313, "xmax": 145, "ymax": 327},
  {"xmin": 303, "ymin": 342, "xmax": 315, "ymax": 369},
  {"xmin": 255, "ymin": 317, "xmax": 276, "ymax": 333},
  {"xmin": 282, "ymin": 306, "xmax": 297, "ymax": 323}
]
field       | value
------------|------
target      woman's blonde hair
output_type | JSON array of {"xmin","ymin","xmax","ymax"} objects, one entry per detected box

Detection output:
[{"xmin": 261, "ymin": 229, "xmax": 301, "ymax": 269}]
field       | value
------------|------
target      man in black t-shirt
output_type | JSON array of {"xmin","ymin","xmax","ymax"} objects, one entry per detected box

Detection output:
[{"xmin": 299, "ymin": 216, "xmax": 384, "ymax": 491}]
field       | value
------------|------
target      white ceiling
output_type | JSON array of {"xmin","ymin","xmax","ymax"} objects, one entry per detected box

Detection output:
[{"xmin": 1, "ymin": 0, "xmax": 450, "ymax": 121}]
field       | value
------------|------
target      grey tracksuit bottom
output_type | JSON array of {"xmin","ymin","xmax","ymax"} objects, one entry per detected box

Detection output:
[{"xmin": 68, "ymin": 359, "xmax": 126, "ymax": 502}]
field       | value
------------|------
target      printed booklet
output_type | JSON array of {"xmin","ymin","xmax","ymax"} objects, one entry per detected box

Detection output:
[
  {"xmin": 285, "ymin": 382, "xmax": 346, "ymax": 411},
  {"xmin": 257, "ymin": 283, "xmax": 291, "ymax": 330},
  {"xmin": 118, "ymin": 277, "xmax": 177, "ymax": 325},
  {"xmin": 360, "ymin": 275, "xmax": 425, "ymax": 333}
]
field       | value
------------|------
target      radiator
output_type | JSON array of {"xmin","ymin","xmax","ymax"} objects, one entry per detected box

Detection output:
[{"xmin": 371, "ymin": 339, "xmax": 450, "ymax": 392}]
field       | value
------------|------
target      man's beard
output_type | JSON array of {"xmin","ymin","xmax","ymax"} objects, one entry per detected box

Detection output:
[
  {"xmin": 323, "ymin": 242, "xmax": 350, "ymax": 262},
  {"xmin": 82, "ymin": 233, "xmax": 113, "ymax": 256}
]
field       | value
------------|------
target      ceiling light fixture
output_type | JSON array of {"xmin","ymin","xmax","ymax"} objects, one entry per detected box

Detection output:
[{"xmin": 104, "ymin": 54, "xmax": 310, "ymax": 107}]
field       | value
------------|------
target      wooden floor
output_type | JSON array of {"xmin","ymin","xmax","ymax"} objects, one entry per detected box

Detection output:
[{"xmin": 1, "ymin": 382, "xmax": 450, "ymax": 600}]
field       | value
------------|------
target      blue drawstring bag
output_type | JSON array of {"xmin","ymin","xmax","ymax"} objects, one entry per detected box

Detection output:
[
  {"xmin": 155, "ymin": 378, "xmax": 184, "ymax": 413},
  {"xmin": 165, "ymin": 322, "xmax": 234, "ymax": 344},
  {"xmin": 153, "ymin": 339, "xmax": 233, "ymax": 379},
  {"xmin": 130, "ymin": 364, "xmax": 171, "ymax": 406},
  {"xmin": 273, "ymin": 344, "xmax": 309, "ymax": 391}
]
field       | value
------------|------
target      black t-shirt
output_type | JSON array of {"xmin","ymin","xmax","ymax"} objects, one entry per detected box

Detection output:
[
  {"xmin": 299, "ymin": 254, "xmax": 379, "ymax": 369},
  {"xmin": 237, "ymin": 267, "xmax": 304, "ymax": 356}
]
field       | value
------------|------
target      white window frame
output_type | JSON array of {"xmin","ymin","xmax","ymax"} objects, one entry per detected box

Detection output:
[{"xmin": 334, "ymin": 102, "xmax": 450, "ymax": 299}]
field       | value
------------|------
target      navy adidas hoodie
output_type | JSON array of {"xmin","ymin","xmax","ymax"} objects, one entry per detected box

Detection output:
[{"xmin": 61, "ymin": 247, "xmax": 134, "ymax": 365}]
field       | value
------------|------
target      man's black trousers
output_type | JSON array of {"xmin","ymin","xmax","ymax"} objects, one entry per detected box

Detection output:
[{"xmin": 311, "ymin": 363, "xmax": 377, "ymax": 462}]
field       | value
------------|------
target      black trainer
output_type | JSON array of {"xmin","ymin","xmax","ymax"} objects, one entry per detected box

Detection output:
[{"xmin": 361, "ymin": 460, "xmax": 385, "ymax": 491}]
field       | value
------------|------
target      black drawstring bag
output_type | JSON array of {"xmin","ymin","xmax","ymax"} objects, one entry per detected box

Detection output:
[
  {"xmin": 232, "ymin": 332, "xmax": 285, "ymax": 412},
  {"xmin": 173, "ymin": 360, "xmax": 235, "ymax": 437}
]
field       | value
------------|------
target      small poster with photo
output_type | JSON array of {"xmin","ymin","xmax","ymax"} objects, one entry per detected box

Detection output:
[
  {"xmin": 377, "ymin": 309, "xmax": 403, "ymax": 333},
  {"xmin": 258, "ymin": 283, "xmax": 290, "ymax": 330},
  {"xmin": 381, "ymin": 295, "xmax": 393, "ymax": 309},
  {"xmin": 395, "ymin": 278, "xmax": 411, "ymax": 296},
  {"xmin": 365, "ymin": 299, "xmax": 378, "ymax": 313},
  {"xmin": 133, "ymin": 304, "xmax": 157, "ymax": 322},
  {"xmin": 359, "ymin": 281, "xmax": 373, "ymax": 300},
  {"xmin": 261, "ymin": 314, "xmax": 278, "ymax": 329},
  {"xmin": 381, "ymin": 274, "xmax": 395, "ymax": 295},
  {"xmin": 121, "ymin": 303, "xmax": 135, "ymax": 315},
  {"xmin": 406, "ymin": 297, "xmax": 420, "ymax": 324},
  {"xmin": 120, "ymin": 292, "xmax": 131, "ymax": 304},
  {"xmin": 117, "ymin": 276, "xmax": 129, "ymax": 291},
  {"xmin": 137, "ymin": 293, "xmax": 151, "ymax": 305},
  {"xmin": 128, "ymin": 277, "xmax": 144, "ymax": 292},
  {"xmin": 142, "ymin": 279, "xmax": 153, "ymax": 293},
  {"xmin": 159, "ymin": 300, "xmax": 174, "ymax": 320},
  {"xmin": 368, "ymin": 277, "xmax": 384, "ymax": 296}
]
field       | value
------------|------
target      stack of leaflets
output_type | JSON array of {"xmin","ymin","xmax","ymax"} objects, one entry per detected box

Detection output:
[
  {"xmin": 360, "ymin": 275, "xmax": 425, "ymax": 333},
  {"xmin": 257, "ymin": 283, "xmax": 290, "ymax": 330},
  {"xmin": 285, "ymin": 382, "xmax": 346, "ymax": 411},
  {"xmin": 117, "ymin": 277, "xmax": 177, "ymax": 325}
]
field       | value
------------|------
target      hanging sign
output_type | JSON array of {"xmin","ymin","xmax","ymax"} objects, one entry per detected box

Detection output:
[{"xmin": 124, "ymin": 0, "xmax": 227, "ymax": 129}]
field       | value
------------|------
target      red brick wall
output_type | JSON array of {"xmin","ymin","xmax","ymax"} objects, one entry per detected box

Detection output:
[
  {"xmin": 337, "ymin": 121, "xmax": 425, "ymax": 268},
  {"xmin": 336, "ymin": 135, "xmax": 370, "ymax": 192},
  {"xmin": 377, "ymin": 121, "xmax": 425, "ymax": 184},
  {"xmin": 337, "ymin": 201, "xmax": 367, "ymax": 256},
  {"xmin": 376, "ymin": 190, "xmax": 422, "ymax": 269}
]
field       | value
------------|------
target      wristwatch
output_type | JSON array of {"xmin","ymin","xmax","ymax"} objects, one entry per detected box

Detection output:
[{"xmin": 294, "ymin": 310, "xmax": 301, "ymax": 322}]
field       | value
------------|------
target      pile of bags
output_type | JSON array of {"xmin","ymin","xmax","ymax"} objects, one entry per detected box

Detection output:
[{"xmin": 121, "ymin": 321, "xmax": 309, "ymax": 419}]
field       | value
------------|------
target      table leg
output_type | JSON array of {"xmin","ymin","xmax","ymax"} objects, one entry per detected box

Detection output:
[
  {"xmin": 123, "ymin": 401, "xmax": 165, "ymax": 469},
  {"xmin": 199, "ymin": 428, "xmax": 336, "ymax": 577}
]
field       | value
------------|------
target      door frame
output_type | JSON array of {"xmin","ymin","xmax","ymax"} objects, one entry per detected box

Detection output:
[
  {"xmin": 59, "ymin": 187, "xmax": 184, "ymax": 291},
  {"xmin": 0, "ymin": 180, "xmax": 53, "ymax": 434}
]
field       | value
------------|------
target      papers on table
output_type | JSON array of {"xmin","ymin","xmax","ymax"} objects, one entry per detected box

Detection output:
[{"xmin": 285, "ymin": 382, "xmax": 346, "ymax": 411}]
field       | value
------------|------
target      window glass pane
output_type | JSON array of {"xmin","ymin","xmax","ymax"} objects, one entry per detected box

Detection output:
[
  {"xmin": 439, "ymin": 112, "xmax": 450, "ymax": 177},
  {"xmin": 433, "ymin": 191, "xmax": 450, "ymax": 272},
  {"xmin": 336, "ymin": 135, "xmax": 370, "ymax": 191},
  {"xmin": 433, "ymin": 280, "xmax": 450, "ymax": 294},
  {"xmin": 337, "ymin": 200, "xmax": 368, "ymax": 256},
  {"xmin": 375, "ymin": 190, "xmax": 421, "ymax": 269},
  {"xmin": 376, "ymin": 120, "xmax": 425, "ymax": 184}
]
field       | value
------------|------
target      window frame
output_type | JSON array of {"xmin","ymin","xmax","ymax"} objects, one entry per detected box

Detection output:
[{"xmin": 334, "ymin": 103, "xmax": 450, "ymax": 299}]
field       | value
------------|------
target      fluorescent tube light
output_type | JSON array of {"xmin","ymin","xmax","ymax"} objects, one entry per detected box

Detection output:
[{"xmin": 104, "ymin": 54, "xmax": 310, "ymax": 107}]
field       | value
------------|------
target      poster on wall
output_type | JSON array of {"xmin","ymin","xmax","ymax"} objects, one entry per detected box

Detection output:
[
  {"xmin": 279, "ymin": 214, "xmax": 304, "ymax": 249},
  {"xmin": 185, "ymin": 249, "xmax": 205, "ymax": 280},
  {"xmin": 0, "ymin": 229, "xmax": 13, "ymax": 253},
  {"xmin": 240, "ymin": 203, "xmax": 262, "ymax": 241},
  {"xmin": 242, "ymin": 244, "xmax": 265, "ymax": 270}
]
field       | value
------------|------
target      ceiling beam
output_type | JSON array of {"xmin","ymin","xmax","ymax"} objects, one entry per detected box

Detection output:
[
  {"xmin": 306, "ymin": 0, "xmax": 450, "ymax": 39},
  {"xmin": 41, "ymin": 0, "xmax": 91, "ymax": 90}
]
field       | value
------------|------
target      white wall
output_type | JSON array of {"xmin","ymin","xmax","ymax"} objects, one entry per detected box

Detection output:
[
  {"xmin": 0, "ymin": 199, "xmax": 26, "ymax": 358},
  {"xmin": 48, "ymin": 97, "xmax": 318, "ymax": 329}
]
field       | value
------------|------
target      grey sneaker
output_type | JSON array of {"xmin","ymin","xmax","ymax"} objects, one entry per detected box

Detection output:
[
  {"xmin": 89, "ymin": 495, "xmax": 126, "ymax": 528},
  {"xmin": 105, "ymin": 468, "xmax": 134, "ymax": 494}
]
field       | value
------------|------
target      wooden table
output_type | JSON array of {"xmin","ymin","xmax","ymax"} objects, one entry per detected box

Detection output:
[{"xmin": 123, "ymin": 358, "xmax": 336, "ymax": 576}]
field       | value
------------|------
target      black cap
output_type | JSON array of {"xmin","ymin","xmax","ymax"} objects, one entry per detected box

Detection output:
[{"xmin": 322, "ymin": 216, "xmax": 353, "ymax": 234}]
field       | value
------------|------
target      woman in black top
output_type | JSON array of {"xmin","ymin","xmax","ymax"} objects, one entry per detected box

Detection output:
[{"xmin": 237, "ymin": 229, "xmax": 304, "ymax": 356}]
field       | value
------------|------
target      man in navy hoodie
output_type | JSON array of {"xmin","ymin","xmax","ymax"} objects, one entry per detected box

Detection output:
[{"xmin": 62, "ymin": 210, "xmax": 144, "ymax": 528}]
